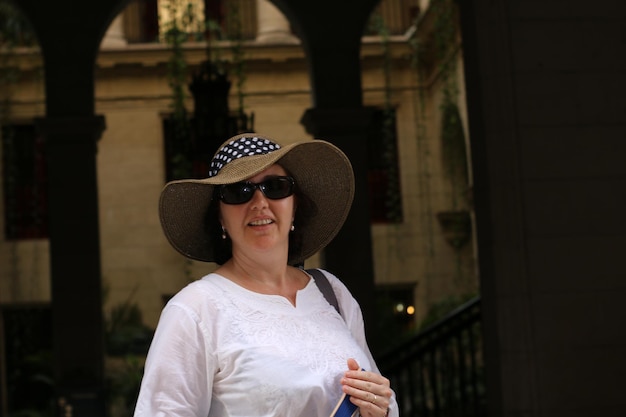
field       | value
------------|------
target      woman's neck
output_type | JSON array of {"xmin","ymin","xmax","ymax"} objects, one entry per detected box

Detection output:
[{"xmin": 217, "ymin": 257, "xmax": 309, "ymax": 306}]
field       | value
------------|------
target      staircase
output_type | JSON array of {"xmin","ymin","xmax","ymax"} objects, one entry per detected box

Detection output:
[{"xmin": 376, "ymin": 297, "xmax": 485, "ymax": 417}]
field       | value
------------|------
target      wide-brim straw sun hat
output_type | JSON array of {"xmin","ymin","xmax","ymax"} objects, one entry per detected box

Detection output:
[{"xmin": 159, "ymin": 133, "xmax": 355, "ymax": 265}]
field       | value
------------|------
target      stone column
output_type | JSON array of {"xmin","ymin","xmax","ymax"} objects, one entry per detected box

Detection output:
[
  {"xmin": 301, "ymin": 107, "xmax": 378, "ymax": 348},
  {"xmin": 36, "ymin": 115, "xmax": 107, "ymax": 417},
  {"xmin": 256, "ymin": 0, "xmax": 298, "ymax": 43}
]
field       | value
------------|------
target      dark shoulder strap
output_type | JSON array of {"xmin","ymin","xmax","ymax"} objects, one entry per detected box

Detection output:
[{"xmin": 306, "ymin": 268, "xmax": 341, "ymax": 316}]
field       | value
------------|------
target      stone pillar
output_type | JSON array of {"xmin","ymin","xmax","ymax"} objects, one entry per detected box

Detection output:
[
  {"xmin": 301, "ymin": 107, "xmax": 379, "ymax": 349},
  {"xmin": 100, "ymin": 13, "xmax": 127, "ymax": 49},
  {"xmin": 256, "ymin": 0, "xmax": 298, "ymax": 43},
  {"xmin": 36, "ymin": 115, "xmax": 106, "ymax": 417}
]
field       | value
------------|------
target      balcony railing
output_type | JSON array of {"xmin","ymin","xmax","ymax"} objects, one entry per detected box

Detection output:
[{"xmin": 376, "ymin": 297, "xmax": 485, "ymax": 417}]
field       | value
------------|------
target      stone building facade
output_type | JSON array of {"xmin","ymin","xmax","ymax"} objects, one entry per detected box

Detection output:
[{"xmin": 0, "ymin": 0, "xmax": 477, "ymax": 334}]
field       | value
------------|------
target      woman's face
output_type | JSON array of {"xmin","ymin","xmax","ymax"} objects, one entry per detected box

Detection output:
[{"xmin": 219, "ymin": 164, "xmax": 296, "ymax": 260}]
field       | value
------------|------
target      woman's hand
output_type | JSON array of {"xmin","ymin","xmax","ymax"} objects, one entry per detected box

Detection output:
[{"xmin": 341, "ymin": 358, "xmax": 392, "ymax": 417}]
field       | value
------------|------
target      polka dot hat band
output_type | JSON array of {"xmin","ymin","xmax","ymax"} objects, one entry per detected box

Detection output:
[{"xmin": 209, "ymin": 136, "xmax": 281, "ymax": 177}]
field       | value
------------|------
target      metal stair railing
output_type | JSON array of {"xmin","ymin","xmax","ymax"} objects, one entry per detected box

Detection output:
[{"xmin": 376, "ymin": 297, "xmax": 485, "ymax": 417}]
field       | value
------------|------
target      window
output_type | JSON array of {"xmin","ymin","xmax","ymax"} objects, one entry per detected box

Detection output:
[
  {"xmin": 123, "ymin": 0, "xmax": 160, "ymax": 43},
  {"xmin": 2, "ymin": 123, "xmax": 48, "ymax": 240},
  {"xmin": 367, "ymin": 107, "xmax": 403, "ymax": 223}
]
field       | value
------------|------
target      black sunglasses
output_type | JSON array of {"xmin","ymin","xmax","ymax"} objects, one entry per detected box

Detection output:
[{"xmin": 219, "ymin": 176, "xmax": 295, "ymax": 205}]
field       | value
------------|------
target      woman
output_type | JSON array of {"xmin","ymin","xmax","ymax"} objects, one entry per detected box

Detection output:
[{"xmin": 134, "ymin": 134, "xmax": 398, "ymax": 417}]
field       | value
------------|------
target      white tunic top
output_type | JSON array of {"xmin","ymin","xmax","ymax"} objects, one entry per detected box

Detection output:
[{"xmin": 133, "ymin": 269, "xmax": 398, "ymax": 417}]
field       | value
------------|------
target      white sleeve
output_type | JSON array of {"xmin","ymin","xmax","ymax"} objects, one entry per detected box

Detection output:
[
  {"xmin": 133, "ymin": 302, "xmax": 215, "ymax": 417},
  {"xmin": 322, "ymin": 270, "xmax": 400, "ymax": 417}
]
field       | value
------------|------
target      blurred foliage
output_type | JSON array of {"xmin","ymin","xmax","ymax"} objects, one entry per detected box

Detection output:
[
  {"xmin": 105, "ymin": 355, "xmax": 145, "ymax": 417},
  {"xmin": 3, "ymin": 307, "xmax": 54, "ymax": 417},
  {"xmin": 0, "ymin": 0, "xmax": 37, "ymax": 48},
  {"xmin": 103, "ymin": 286, "xmax": 153, "ymax": 416},
  {"xmin": 105, "ymin": 301, "xmax": 153, "ymax": 357}
]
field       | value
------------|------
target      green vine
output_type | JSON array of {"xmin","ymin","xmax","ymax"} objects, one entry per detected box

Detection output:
[
  {"xmin": 162, "ymin": 0, "xmax": 196, "ymax": 180},
  {"xmin": 431, "ymin": 0, "xmax": 468, "ymax": 209},
  {"xmin": 226, "ymin": 0, "xmax": 246, "ymax": 117},
  {"xmin": 205, "ymin": 0, "xmax": 249, "ymax": 128},
  {"xmin": 407, "ymin": 12, "xmax": 437, "ymax": 258},
  {"xmin": 205, "ymin": 18, "xmax": 226, "ymax": 71},
  {"xmin": 370, "ymin": 13, "xmax": 403, "ymax": 223}
]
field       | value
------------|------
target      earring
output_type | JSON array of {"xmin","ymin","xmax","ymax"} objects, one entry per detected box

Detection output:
[
  {"xmin": 221, "ymin": 226, "xmax": 227, "ymax": 240},
  {"xmin": 290, "ymin": 224, "xmax": 295, "ymax": 232}
]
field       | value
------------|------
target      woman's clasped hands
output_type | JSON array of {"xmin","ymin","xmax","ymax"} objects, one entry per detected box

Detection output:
[{"xmin": 342, "ymin": 358, "xmax": 392, "ymax": 417}]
